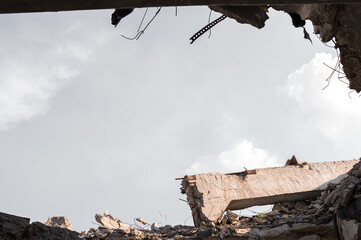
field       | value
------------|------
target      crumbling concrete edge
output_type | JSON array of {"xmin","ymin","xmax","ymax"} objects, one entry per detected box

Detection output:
[
  {"xmin": 271, "ymin": 4, "xmax": 361, "ymax": 92},
  {"xmin": 181, "ymin": 160, "xmax": 359, "ymax": 227}
]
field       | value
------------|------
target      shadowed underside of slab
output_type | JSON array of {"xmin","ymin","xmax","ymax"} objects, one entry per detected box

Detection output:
[
  {"xmin": 227, "ymin": 190, "xmax": 323, "ymax": 210},
  {"xmin": 181, "ymin": 160, "xmax": 359, "ymax": 227}
]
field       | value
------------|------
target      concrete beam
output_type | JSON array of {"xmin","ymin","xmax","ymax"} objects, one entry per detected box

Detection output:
[
  {"xmin": 1, "ymin": 0, "xmax": 361, "ymax": 14},
  {"xmin": 181, "ymin": 160, "xmax": 359, "ymax": 226}
]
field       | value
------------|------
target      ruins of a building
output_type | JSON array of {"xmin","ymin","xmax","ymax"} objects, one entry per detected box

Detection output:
[
  {"xmin": 1, "ymin": 1, "xmax": 361, "ymax": 92},
  {"xmin": 181, "ymin": 159, "xmax": 358, "ymax": 227},
  {"xmin": 1, "ymin": 1, "xmax": 361, "ymax": 240},
  {"xmin": 1, "ymin": 159, "xmax": 361, "ymax": 239}
]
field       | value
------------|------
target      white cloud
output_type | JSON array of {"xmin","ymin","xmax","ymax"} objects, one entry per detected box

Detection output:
[
  {"xmin": 0, "ymin": 60, "xmax": 77, "ymax": 131},
  {"xmin": 286, "ymin": 52, "xmax": 361, "ymax": 154},
  {"xmin": 0, "ymin": 14, "xmax": 114, "ymax": 132},
  {"xmin": 185, "ymin": 139, "xmax": 280, "ymax": 174}
]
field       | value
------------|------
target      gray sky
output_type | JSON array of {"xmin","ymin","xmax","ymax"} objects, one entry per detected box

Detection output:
[{"xmin": 0, "ymin": 6, "xmax": 360, "ymax": 231}]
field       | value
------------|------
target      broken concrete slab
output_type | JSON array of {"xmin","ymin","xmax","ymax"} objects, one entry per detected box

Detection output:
[
  {"xmin": 95, "ymin": 211, "xmax": 131, "ymax": 234},
  {"xmin": 181, "ymin": 159, "xmax": 358, "ymax": 226}
]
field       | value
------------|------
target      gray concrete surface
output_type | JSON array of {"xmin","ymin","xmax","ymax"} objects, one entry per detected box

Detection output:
[{"xmin": 182, "ymin": 160, "xmax": 359, "ymax": 226}]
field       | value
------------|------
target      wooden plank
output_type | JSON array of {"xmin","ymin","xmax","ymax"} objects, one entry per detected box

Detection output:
[{"xmin": 1, "ymin": 0, "xmax": 361, "ymax": 14}]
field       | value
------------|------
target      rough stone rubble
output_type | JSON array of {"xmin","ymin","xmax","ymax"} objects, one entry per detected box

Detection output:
[
  {"xmin": 1, "ymin": 159, "xmax": 361, "ymax": 239},
  {"xmin": 211, "ymin": 4, "xmax": 361, "ymax": 92}
]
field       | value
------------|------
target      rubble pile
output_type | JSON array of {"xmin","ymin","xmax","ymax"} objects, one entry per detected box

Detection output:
[
  {"xmin": 77, "ymin": 160, "xmax": 361, "ymax": 239},
  {"xmin": 181, "ymin": 159, "xmax": 358, "ymax": 226},
  {"xmin": 1, "ymin": 160, "xmax": 361, "ymax": 239},
  {"xmin": 219, "ymin": 199, "xmax": 332, "ymax": 229},
  {"xmin": 77, "ymin": 210, "xmax": 337, "ymax": 240},
  {"xmin": 322, "ymin": 161, "xmax": 361, "ymax": 210},
  {"xmin": 79, "ymin": 220, "xmax": 199, "ymax": 240}
]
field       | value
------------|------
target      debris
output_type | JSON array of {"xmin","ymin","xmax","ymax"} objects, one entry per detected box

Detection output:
[
  {"xmin": 209, "ymin": 6, "xmax": 269, "ymax": 29},
  {"xmin": 273, "ymin": 4, "xmax": 361, "ymax": 92},
  {"xmin": 95, "ymin": 211, "xmax": 131, "ymax": 234},
  {"xmin": 25, "ymin": 221, "xmax": 81, "ymax": 240},
  {"xmin": 151, "ymin": 222, "xmax": 159, "ymax": 231},
  {"xmin": 135, "ymin": 217, "xmax": 148, "ymax": 225},
  {"xmin": 226, "ymin": 210, "xmax": 238, "ymax": 223},
  {"xmin": 337, "ymin": 218, "xmax": 361, "ymax": 240},
  {"xmin": 181, "ymin": 159, "xmax": 358, "ymax": 226},
  {"xmin": 303, "ymin": 26, "xmax": 313, "ymax": 44},
  {"xmin": 44, "ymin": 216, "xmax": 72, "ymax": 230},
  {"xmin": 111, "ymin": 8, "xmax": 134, "ymax": 27},
  {"xmin": 2, "ymin": 160, "xmax": 361, "ymax": 239},
  {"xmin": 196, "ymin": 228, "xmax": 212, "ymax": 239},
  {"xmin": 288, "ymin": 12, "xmax": 305, "ymax": 28},
  {"xmin": 0, "ymin": 212, "xmax": 30, "ymax": 240},
  {"xmin": 285, "ymin": 155, "xmax": 299, "ymax": 166},
  {"xmin": 287, "ymin": 12, "xmax": 312, "ymax": 44},
  {"xmin": 295, "ymin": 201, "xmax": 307, "ymax": 210}
]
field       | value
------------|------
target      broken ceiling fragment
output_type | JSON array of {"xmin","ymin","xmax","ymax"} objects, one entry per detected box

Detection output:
[
  {"xmin": 209, "ymin": 6, "xmax": 269, "ymax": 29},
  {"xmin": 272, "ymin": 4, "xmax": 361, "ymax": 92}
]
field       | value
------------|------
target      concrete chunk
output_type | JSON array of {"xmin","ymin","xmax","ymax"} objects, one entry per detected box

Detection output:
[
  {"xmin": 95, "ymin": 211, "xmax": 131, "ymax": 234},
  {"xmin": 181, "ymin": 160, "xmax": 359, "ymax": 226},
  {"xmin": 44, "ymin": 216, "xmax": 72, "ymax": 230},
  {"xmin": 0, "ymin": 212, "xmax": 30, "ymax": 240}
]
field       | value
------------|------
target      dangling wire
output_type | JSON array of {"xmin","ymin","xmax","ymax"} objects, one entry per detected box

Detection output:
[
  {"xmin": 208, "ymin": 10, "xmax": 213, "ymax": 38},
  {"xmin": 122, "ymin": 7, "xmax": 162, "ymax": 41},
  {"xmin": 175, "ymin": 6, "xmax": 178, "ymax": 16},
  {"xmin": 121, "ymin": 8, "xmax": 149, "ymax": 40},
  {"xmin": 137, "ymin": 7, "xmax": 149, "ymax": 33}
]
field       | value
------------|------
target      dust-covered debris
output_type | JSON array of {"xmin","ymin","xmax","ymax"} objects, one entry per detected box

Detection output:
[
  {"xmin": 44, "ymin": 216, "xmax": 72, "ymax": 231},
  {"xmin": 2, "ymin": 160, "xmax": 361, "ymax": 239},
  {"xmin": 95, "ymin": 211, "xmax": 131, "ymax": 234}
]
